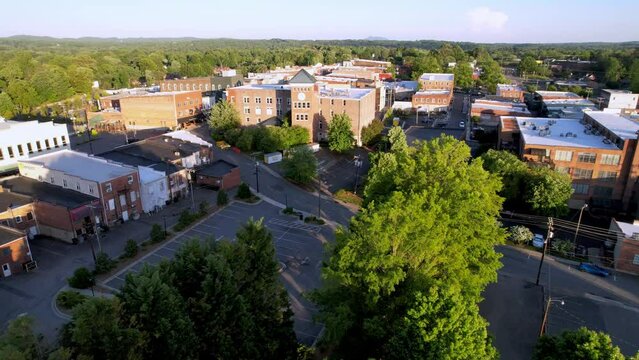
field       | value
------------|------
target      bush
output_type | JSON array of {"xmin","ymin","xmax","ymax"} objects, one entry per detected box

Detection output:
[
  {"xmin": 237, "ymin": 183, "xmax": 252, "ymax": 199},
  {"xmin": 282, "ymin": 147, "xmax": 317, "ymax": 185},
  {"xmin": 361, "ymin": 119, "xmax": 385, "ymax": 146},
  {"xmin": 175, "ymin": 210, "xmax": 197, "ymax": 231},
  {"xmin": 217, "ymin": 189, "xmax": 229, "ymax": 207},
  {"xmin": 199, "ymin": 200, "xmax": 209, "ymax": 216},
  {"xmin": 150, "ymin": 223, "xmax": 165, "ymax": 243},
  {"xmin": 94, "ymin": 252, "xmax": 116, "ymax": 274},
  {"xmin": 304, "ymin": 216, "xmax": 326, "ymax": 225},
  {"xmin": 551, "ymin": 238, "xmax": 574, "ymax": 257},
  {"xmin": 334, "ymin": 189, "xmax": 363, "ymax": 206},
  {"xmin": 282, "ymin": 207, "xmax": 295, "ymax": 215},
  {"xmin": 223, "ymin": 127, "xmax": 243, "ymax": 146},
  {"xmin": 122, "ymin": 239, "xmax": 138, "ymax": 259},
  {"xmin": 67, "ymin": 267, "xmax": 95, "ymax": 289},
  {"xmin": 56, "ymin": 290, "xmax": 88, "ymax": 310},
  {"xmin": 509, "ymin": 225, "xmax": 534, "ymax": 245}
]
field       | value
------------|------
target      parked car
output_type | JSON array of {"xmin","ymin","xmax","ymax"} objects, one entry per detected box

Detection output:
[
  {"xmin": 532, "ymin": 234, "xmax": 545, "ymax": 248},
  {"xmin": 578, "ymin": 263, "xmax": 610, "ymax": 277},
  {"xmin": 459, "ymin": 121, "xmax": 465, "ymax": 128},
  {"xmin": 216, "ymin": 141, "xmax": 230, "ymax": 150}
]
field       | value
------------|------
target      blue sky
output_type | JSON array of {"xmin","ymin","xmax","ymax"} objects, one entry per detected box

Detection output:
[{"xmin": 3, "ymin": 0, "xmax": 638, "ymax": 43}]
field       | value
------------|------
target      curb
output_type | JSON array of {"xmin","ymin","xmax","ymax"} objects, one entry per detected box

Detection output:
[{"xmin": 50, "ymin": 287, "xmax": 72, "ymax": 321}]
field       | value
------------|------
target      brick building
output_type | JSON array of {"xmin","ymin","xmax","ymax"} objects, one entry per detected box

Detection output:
[
  {"xmin": 227, "ymin": 69, "xmax": 376, "ymax": 145},
  {"xmin": 496, "ymin": 84, "xmax": 525, "ymax": 101},
  {"xmin": 0, "ymin": 225, "xmax": 34, "ymax": 278},
  {"xmin": 471, "ymin": 98, "xmax": 531, "ymax": 126},
  {"xmin": 610, "ymin": 219, "xmax": 639, "ymax": 275},
  {"xmin": 412, "ymin": 90, "xmax": 453, "ymax": 113},
  {"xmin": 196, "ymin": 159, "xmax": 241, "ymax": 190},
  {"xmin": 18, "ymin": 150, "xmax": 142, "ymax": 226},
  {"xmin": 1, "ymin": 176, "xmax": 101, "ymax": 243},
  {"xmin": 498, "ymin": 112, "xmax": 639, "ymax": 211},
  {"xmin": 0, "ymin": 191, "xmax": 37, "ymax": 237},
  {"xmin": 418, "ymin": 73, "xmax": 455, "ymax": 91},
  {"xmin": 98, "ymin": 91, "xmax": 202, "ymax": 129}
]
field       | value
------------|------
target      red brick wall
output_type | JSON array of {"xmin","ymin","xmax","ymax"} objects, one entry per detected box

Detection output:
[
  {"xmin": 0, "ymin": 236, "xmax": 31, "ymax": 277},
  {"xmin": 0, "ymin": 204, "xmax": 36, "ymax": 232},
  {"xmin": 615, "ymin": 238, "xmax": 639, "ymax": 274},
  {"xmin": 99, "ymin": 172, "xmax": 143, "ymax": 224}
]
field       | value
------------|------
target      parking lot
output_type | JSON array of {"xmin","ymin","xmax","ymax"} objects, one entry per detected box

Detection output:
[{"xmin": 102, "ymin": 200, "xmax": 330, "ymax": 345}]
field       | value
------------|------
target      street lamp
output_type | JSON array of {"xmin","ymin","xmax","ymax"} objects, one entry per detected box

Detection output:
[
  {"xmin": 254, "ymin": 161, "xmax": 260, "ymax": 193},
  {"xmin": 353, "ymin": 156, "xmax": 363, "ymax": 195},
  {"xmin": 539, "ymin": 297, "xmax": 565, "ymax": 336},
  {"xmin": 573, "ymin": 204, "xmax": 588, "ymax": 255}
]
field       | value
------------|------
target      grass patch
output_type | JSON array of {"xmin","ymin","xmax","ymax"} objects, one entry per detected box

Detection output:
[
  {"xmin": 304, "ymin": 216, "xmax": 326, "ymax": 225},
  {"xmin": 334, "ymin": 189, "xmax": 363, "ymax": 206}
]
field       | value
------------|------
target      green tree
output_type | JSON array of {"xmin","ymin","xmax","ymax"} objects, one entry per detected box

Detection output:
[
  {"xmin": 629, "ymin": 60, "xmax": 639, "ymax": 93},
  {"xmin": 481, "ymin": 149, "xmax": 528, "ymax": 204},
  {"xmin": 67, "ymin": 66, "xmax": 94, "ymax": 94},
  {"xmin": 31, "ymin": 65, "xmax": 73, "ymax": 104},
  {"xmin": 237, "ymin": 182, "xmax": 252, "ymax": 199},
  {"xmin": 0, "ymin": 92, "xmax": 15, "ymax": 118},
  {"xmin": 122, "ymin": 239, "xmax": 138, "ymax": 258},
  {"xmin": 6, "ymin": 80, "xmax": 38, "ymax": 114},
  {"xmin": 387, "ymin": 125, "xmax": 408, "ymax": 152},
  {"xmin": 282, "ymin": 147, "xmax": 317, "ymax": 185},
  {"xmin": 534, "ymin": 327, "xmax": 630, "ymax": 360},
  {"xmin": 509, "ymin": 225, "xmax": 534, "ymax": 245},
  {"xmin": 479, "ymin": 58, "xmax": 506, "ymax": 94},
  {"xmin": 313, "ymin": 135, "xmax": 504, "ymax": 358},
  {"xmin": 524, "ymin": 166, "xmax": 573, "ymax": 216},
  {"xmin": 328, "ymin": 113, "xmax": 355, "ymax": 153},
  {"xmin": 361, "ymin": 119, "xmax": 384, "ymax": 146},
  {"xmin": 67, "ymin": 298, "xmax": 140, "ymax": 360},
  {"xmin": 217, "ymin": 189, "xmax": 228, "ymax": 207},
  {"xmin": 207, "ymin": 101, "xmax": 241, "ymax": 134},
  {"xmin": 0, "ymin": 316, "xmax": 43, "ymax": 360},
  {"xmin": 411, "ymin": 54, "xmax": 443, "ymax": 79},
  {"xmin": 604, "ymin": 57, "xmax": 624, "ymax": 87},
  {"xmin": 454, "ymin": 62, "xmax": 474, "ymax": 89},
  {"xmin": 119, "ymin": 266, "xmax": 198, "ymax": 360}
]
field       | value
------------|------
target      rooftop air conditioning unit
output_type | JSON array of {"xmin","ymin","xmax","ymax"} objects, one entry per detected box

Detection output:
[
  {"xmin": 560, "ymin": 133, "xmax": 565, "ymax": 137},
  {"xmin": 572, "ymin": 134, "xmax": 578, "ymax": 138}
]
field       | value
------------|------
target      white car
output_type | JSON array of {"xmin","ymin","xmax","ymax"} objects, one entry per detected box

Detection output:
[
  {"xmin": 532, "ymin": 234, "xmax": 545, "ymax": 248},
  {"xmin": 459, "ymin": 121, "xmax": 465, "ymax": 128}
]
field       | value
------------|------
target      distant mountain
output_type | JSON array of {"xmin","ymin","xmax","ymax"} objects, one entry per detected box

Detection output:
[{"xmin": 364, "ymin": 36, "xmax": 389, "ymax": 41}]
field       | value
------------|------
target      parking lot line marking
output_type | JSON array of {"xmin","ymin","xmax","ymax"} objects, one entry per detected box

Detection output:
[
  {"xmin": 220, "ymin": 208, "xmax": 243, "ymax": 216},
  {"xmin": 162, "ymin": 245, "xmax": 180, "ymax": 252},
  {"xmin": 214, "ymin": 213, "xmax": 240, "ymax": 221},
  {"xmin": 198, "ymin": 223, "xmax": 219, "ymax": 230},
  {"xmin": 150, "ymin": 252, "xmax": 166, "ymax": 259},
  {"xmin": 30, "ymin": 244, "xmax": 65, "ymax": 257},
  {"xmin": 216, "ymin": 235, "xmax": 224, "ymax": 241},
  {"xmin": 190, "ymin": 228, "xmax": 214, "ymax": 236}
]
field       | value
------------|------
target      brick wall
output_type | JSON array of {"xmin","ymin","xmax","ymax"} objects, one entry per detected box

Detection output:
[
  {"xmin": 0, "ymin": 235, "xmax": 31, "ymax": 277},
  {"xmin": 0, "ymin": 204, "xmax": 37, "ymax": 232}
]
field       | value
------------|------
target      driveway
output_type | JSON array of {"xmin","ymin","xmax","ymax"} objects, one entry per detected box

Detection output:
[{"xmin": 102, "ymin": 200, "xmax": 329, "ymax": 345}]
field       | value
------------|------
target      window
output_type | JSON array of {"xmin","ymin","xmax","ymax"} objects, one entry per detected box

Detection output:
[
  {"xmin": 17, "ymin": 145, "xmax": 24, "ymax": 156},
  {"xmin": 89, "ymin": 186, "xmax": 94, "ymax": 194},
  {"xmin": 277, "ymin": 98, "xmax": 282, "ymax": 105},
  {"xmin": 76, "ymin": 183, "xmax": 81, "ymax": 191},
  {"xmin": 266, "ymin": 107, "xmax": 272, "ymax": 116},
  {"xmin": 572, "ymin": 183, "xmax": 589, "ymax": 194},
  {"xmin": 243, "ymin": 96, "xmax": 250, "ymax": 104},
  {"xmin": 230, "ymin": 96, "xmax": 235, "ymax": 103},
  {"xmin": 105, "ymin": 183, "xmax": 112, "ymax": 193},
  {"xmin": 276, "ymin": 108, "xmax": 282, "ymax": 116},
  {"xmin": 127, "ymin": 175, "xmax": 134, "ymax": 184},
  {"xmin": 266, "ymin": 97, "xmax": 273, "ymax": 104},
  {"xmin": 246, "ymin": 117, "xmax": 250, "ymax": 122},
  {"xmin": 255, "ymin": 108, "xmax": 261, "ymax": 115},
  {"xmin": 130, "ymin": 191, "xmax": 137, "ymax": 202},
  {"xmin": 45, "ymin": 139, "xmax": 51, "ymax": 150},
  {"xmin": 63, "ymin": 179, "xmax": 68, "ymax": 188},
  {"xmin": 108, "ymin": 199, "xmax": 115, "ymax": 210},
  {"xmin": 598, "ymin": 171, "xmax": 617, "ymax": 182},
  {"xmin": 343, "ymin": 100, "xmax": 346, "ymax": 106},
  {"xmin": 7, "ymin": 146, "xmax": 14, "ymax": 158},
  {"xmin": 287, "ymin": 98, "xmax": 291, "ymax": 106},
  {"xmin": 50, "ymin": 176, "xmax": 55, "ymax": 184},
  {"xmin": 36, "ymin": 141, "xmax": 42, "ymax": 152},
  {"xmin": 577, "ymin": 152, "xmax": 596, "ymax": 163},
  {"xmin": 0, "ymin": 148, "xmax": 3, "ymax": 160},
  {"xmin": 26, "ymin": 212, "xmax": 33, "ymax": 221},
  {"xmin": 53, "ymin": 138, "xmax": 59, "ymax": 147},
  {"xmin": 600, "ymin": 154, "xmax": 620, "ymax": 166},
  {"xmin": 244, "ymin": 107, "xmax": 251, "ymax": 114},
  {"xmin": 593, "ymin": 186, "xmax": 613, "ymax": 197},
  {"xmin": 331, "ymin": 99, "xmax": 334, "ymax": 105},
  {"xmin": 573, "ymin": 168, "xmax": 593, "ymax": 179},
  {"xmin": 634, "ymin": 254, "xmax": 639, "ymax": 265},
  {"xmin": 255, "ymin": 97, "xmax": 261, "ymax": 104},
  {"xmin": 554, "ymin": 150, "xmax": 573, "ymax": 162},
  {"xmin": 15, "ymin": 215, "xmax": 22, "ymax": 223},
  {"xmin": 27, "ymin": 143, "xmax": 33, "ymax": 153}
]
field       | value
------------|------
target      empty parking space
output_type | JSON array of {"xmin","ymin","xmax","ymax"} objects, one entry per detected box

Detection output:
[{"xmin": 101, "ymin": 200, "xmax": 329, "ymax": 345}]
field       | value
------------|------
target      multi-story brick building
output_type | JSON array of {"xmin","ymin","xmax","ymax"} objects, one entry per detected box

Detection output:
[
  {"xmin": 0, "ymin": 225, "xmax": 34, "ymax": 278},
  {"xmin": 18, "ymin": 150, "xmax": 142, "ymax": 226},
  {"xmin": 412, "ymin": 90, "xmax": 453, "ymax": 112},
  {"xmin": 1, "ymin": 176, "xmax": 101, "ymax": 243},
  {"xmin": 0, "ymin": 191, "xmax": 37, "ymax": 237},
  {"xmin": 227, "ymin": 69, "xmax": 377, "ymax": 145},
  {"xmin": 159, "ymin": 70, "xmax": 244, "ymax": 108},
  {"xmin": 496, "ymin": 84, "xmax": 525, "ymax": 101},
  {"xmin": 471, "ymin": 98, "xmax": 531, "ymax": 126},
  {"xmin": 498, "ymin": 112, "xmax": 639, "ymax": 211},
  {"xmin": 98, "ymin": 91, "xmax": 202, "ymax": 129},
  {"xmin": 610, "ymin": 219, "xmax": 639, "ymax": 275},
  {"xmin": 0, "ymin": 118, "xmax": 70, "ymax": 174},
  {"xmin": 418, "ymin": 73, "xmax": 455, "ymax": 91}
]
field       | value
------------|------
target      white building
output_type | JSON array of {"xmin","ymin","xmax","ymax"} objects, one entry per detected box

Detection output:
[
  {"xmin": 0, "ymin": 117, "xmax": 70, "ymax": 173},
  {"xmin": 137, "ymin": 166, "xmax": 169, "ymax": 213},
  {"xmin": 601, "ymin": 89, "xmax": 639, "ymax": 110}
]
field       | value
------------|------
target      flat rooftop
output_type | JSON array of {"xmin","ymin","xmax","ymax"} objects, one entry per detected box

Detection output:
[
  {"xmin": 586, "ymin": 111, "xmax": 639, "ymax": 141},
  {"xmin": 544, "ymin": 98, "xmax": 596, "ymax": 108},
  {"xmin": 497, "ymin": 84, "xmax": 524, "ymax": 91},
  {"xmin": 318, "ymin": 87, "xmax": 372, "ymax": 100},
  {"xmin": 0, "ymin": 119, "xmax": 67, "ymax": 131},
  {"xmin": 0, "ymin": 225, "xmax": 24, "ymax": 246},
  {"xmin": 198, "ymin": 160, "xmax": 238, "ymax": 177},
  {"xmin": 509, "ymin": 116, "xmax": 619, "ymax": 150},
  {"xmin": 414, "ymin": 90, "xmax": 451, "ymax": 96},
  {"xmin": 231, "ymin": 84, "xmax": 291, "ymax": 91},
  {"xmin": 0, "ymin": 176, "xmax": 96, "ymax": 209},
  {"xmin": 535, "ymin": 90, "xmax": 582, "ymax": 99},
  {"xmin": 0, "ymin": 191, "xmax": 32, "ymax": 210},
  {"xmin": 21, "ymin": 150, "xmax": 136, "ymax": 182},
  {"xmin": 603, "ymin": 89, "xmax": 633, "ymax": 94},
  {"xmin": 101, "ymin": 91, "xmax": 198, "ymax": 100},
  {"xmin": 419, "ymin": 73, "xmax": 454, "ymax": 81},
  {"xmin": 472, "ymin": 103, "xmax": 530, "ymax": 113}
]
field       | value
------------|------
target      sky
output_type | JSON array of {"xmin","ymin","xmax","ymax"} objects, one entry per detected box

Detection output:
[{"xmin": 2, "ymin": 0, "xmax": 638, "ymax": 43}]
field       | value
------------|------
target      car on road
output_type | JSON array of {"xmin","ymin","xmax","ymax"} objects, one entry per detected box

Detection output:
[
  {"xmin": 459, "ymin": 121, "xmax": 465, "ymax": 128},
  {"xmin": 578, "ymin": 263, "xmax": 610, "ymax": 277},
  {"xmin": 532, "ymin": 234, "xmax": 545, "ymax": 248}
]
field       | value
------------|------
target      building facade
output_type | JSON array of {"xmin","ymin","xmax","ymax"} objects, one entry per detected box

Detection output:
[
  {"xmin": 418, "ymin": 73, "xmax": 455, "ymax": 91},
  {"xmin": 0, "ymin": 118, "xmax": 70, "ymax": 174},
  {"xmin": 600, "ymin": 89, "xmax": 639, "ymax": 111},
  {"xmin": 0, "ymin": 225, "xmax": 34, "ymax": 278},
  {"xmin": 412, "ymin": 90, "xmax": 453, "ymax": 112},
  {"xmin": 496, "ymin": 84, "xmax": 525, "ymax": 101},
  {"xmin": 0, "ymin": 191, "xmax": 37, "ymax": 237},
  {"xmin": 610, "ymin": 219, "xmax": 639, "ymax": 275}
]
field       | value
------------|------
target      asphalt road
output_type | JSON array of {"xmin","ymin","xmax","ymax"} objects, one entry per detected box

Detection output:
[{"xmin": 481, "ymin": 246, "xmax": 639, "ymax": 358}]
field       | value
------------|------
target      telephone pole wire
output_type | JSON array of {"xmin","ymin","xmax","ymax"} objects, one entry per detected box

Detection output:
[{"xmin": 536, "ymin": 217, "xmax": 554, "ymax": 286}]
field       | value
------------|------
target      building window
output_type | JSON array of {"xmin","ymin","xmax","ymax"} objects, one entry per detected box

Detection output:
[
  {"xmin": 331, "ymin": 99, "xmax": 334, "ymax": 105},
  {"xmin": 276, "ymin": 108, "xmax": 282, "ymax": 116},
  {"xmin": 598, "ymin": 171, "xmax": 617, "ymax": 182},
  {"xmin": 600, "ymin": 154, "xmax": 620, "ymax": 166},
  {"xmin": 266, "ymin": 97, "xmax": 273, "ymax": 104},
  {"xmin": 246, "ymin": 118, "xmax": 250, "ymax": 122},
  {"xmin": 36, "ymin": 141, "xmax": 42, "ymax": 152},
  {"xmin": 633, "ymin": 254, "xmax": 639, "ymax": 265},
  {"xmin": 15, "ymin": 215, "xmax": 22, "ymax": 223},
  {"xmin": 108, "ymin": 198, "xmax": 115, "ymax": 210},
  {"xmin": 45, "ymin": 139, "xmax": 51, "ymax": 150},
  {"xmin": 230, "ymin": 96, "xmax": 235, "ymax": 103},
  {"xmin": 572, "ymin": 183, "xmax": 589, "ymax": 194},
  {"xmin": 277, "ymin": 98, "xmax": 282, "ymax": 105},
  {"xmin": 255, "ymin": 108, "xmax": 261, "ymax": 115},
  {"xmin": 105, "ymin": 183, "xmax": 112, "ymax": 193},
  {"xmin": 53, "ymin": 138, "xmax": 59, "ymax": 147},
  {"xmin": 63, "ymin": 179, "xmax": 68, "ymax": 188},
  {"xmin": 573, "ymin": 168, "xmax": 593, "ymax": 179},
  {"xmin": 554, "ymin": 150, "xmax": 573, "ymax": 162},
  {"xmin": 343, "ymin": 100, "xmax": 346, "ymax": 106},
  {"xmin": 593, "ymin": 186, "xmax": 613, "ymax": 197},
  {"xmin": 287, "ymin": 98, "xmax": 291, "ymax": 106},
  {"xmin": 26, "ymin": 212, "xmax": 33, "ymax": 221},
  {"xmin": 7, "ymin": 146, "xmax": 14, "ymax": 158},
  {"xmin": 50, "ymin": 176, "xmax": 55, "ymax": 184},
  {"xmin": 27, "ymin": 143, "xmax": 33, "ymax": 153},
  {"xmin": 76, "ymin": 183, "xmax": 81, "ymax": 191},
  {"xmin": 577, "ymin": 152, "xmax": 596, "ymax": 163},
  {"xmin": 130, "ymin": 191, "xmax": 137, "ymax": 202},
  {"xmin": 89, "ymin": 186, "xmax": 94, "ymax": 194},
  {"xmin": 128, "ymin": 175, "xmax": 134, "ymax": 184},
  {"xmin": 255, "ymin": 97, "xmax": 262, "ymax": 104},
  {"xmin": 61, "ymin": 136, "xmax": 67, "ymax": 145},
  {"xmin": 17, "ymin": 145, "xmax": 24, "ymax": 156},
  {"xmin": 244, "ymin": 107, "xmax": 251, "ymax": 114},
  {"xmin": 243, "ymin": 96, "xmax": 250, "ymax": 104},
  {"xmin": 0, "ymin": 148, "xmax": 3, "ymax": 160}
]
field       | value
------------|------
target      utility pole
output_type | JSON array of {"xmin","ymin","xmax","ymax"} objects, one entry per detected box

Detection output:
[
  {"xmin": 254, "ymin": 162, "xmax": 260, "ymax": 193},
  {"xmin": 573, "ymin": 204, "xmax": 588, "ymax": 255},
  {"xmin": 89, "ymin": 205, "xmax": 102, "ymax": 252},
  {"xmin": 163, "ymin": 215, "xmax": 168, "ymax": 237},
  {"xmin": 536, "ymin": 217, "xmax": 554, "ymax": 286},
  {"xmin": 539, "ymin": 297, "xmax": 564, "ymax": 336},
  {"xmin": 189, "ymin": 170, "xmax": 195, "ymax": 211},
  {"xmin": 353, "ymin": 156, "xmax": 363, "ymax": 195}
]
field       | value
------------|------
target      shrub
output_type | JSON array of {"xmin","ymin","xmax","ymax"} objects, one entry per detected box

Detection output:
[
  {"xmin": 237, "ymin": 183, "xmax": 252, "ymax": 199},
  {"xmin": 175, "ymin": 210, "xmax": 196, "ymax": 231},
  {"xmin": 67, "ymin": 267, "xmax": 95, "ymax": 289},
  {"xmin": 56, "ymin": 290, "xmax": 88, "ymax": 310},
  {"xmin": 94, "ymin": 252, "xmax": 116, "ymax": 274},
  {"xmin": 304, "ymin": 216, "xmax": 326, "ymax": 225},
  {"xmin": 150, "ymin": 223, "xmax": 165, "ymax": 243},
  {"xmin": 122, "ymin": 239, "xmax": 138, "ymax": 259},
  {"xmin": 223, "ymin": 127, "xmax": 243, "ymax": 146},
  {"xmin": 509, "ymin": 225, "xmax": 534, "ymax": 245},
  {"xmin": 282, "ymin": 147, "xmax": 317, "ymax": 185},
  {"xmin": 334, "ymin": 189, "xmax": 363, "ymax": 206},
  {"xmin": 199, "ymin": 200, "xmax": 209, "ymax": 216},
  {"xmin": 282, "ymin": 207, "xmax": 295, "ymax": 215},
  {"xmin": 361, "ymin": 119, "xmax": 385, "ymax": 146},
  {"xmin": 551, "ymin": 238, "xmax": 574, "ymax": 257},
  {"xmin": 217, "ymin": 189, "xmax": 229, "ymax": 207}
]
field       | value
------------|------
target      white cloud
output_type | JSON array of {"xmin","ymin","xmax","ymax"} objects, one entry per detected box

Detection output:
[{"xmin": 466, "ymin": 7, "xmax": 509, "ymax": 32}]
